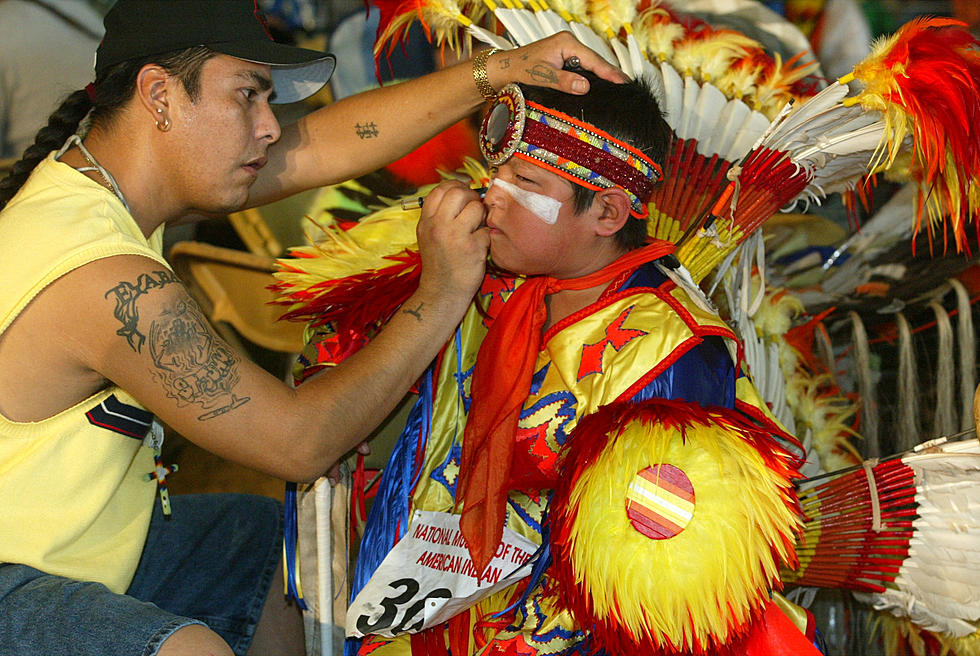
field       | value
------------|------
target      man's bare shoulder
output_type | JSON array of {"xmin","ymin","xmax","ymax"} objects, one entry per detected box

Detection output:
[
  {"xmin": 63, "ymin": 255, "xmax": 252, "ymax": 417},
  {"xmin": 0, "ymin": 254, "xmax": 183, "ymax": 421}
]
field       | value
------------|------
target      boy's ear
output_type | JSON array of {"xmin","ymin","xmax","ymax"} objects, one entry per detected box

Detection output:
[{"xmin": 593, "ymin": 187, "xmax": 632, "ymax": 238}]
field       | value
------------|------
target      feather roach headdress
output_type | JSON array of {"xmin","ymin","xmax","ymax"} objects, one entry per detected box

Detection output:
[{"xmin": 363, "ymin": 1, "xmax": 980, "ymax": 276}]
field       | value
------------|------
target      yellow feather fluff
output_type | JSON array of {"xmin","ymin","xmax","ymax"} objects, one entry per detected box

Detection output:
[
  {"xmin": 545, "ymin": 0, "xmax": 588, "ymax": 23},
  {"xmin": 698, "ymin": 31, "xmax": 761, "ymax": 85},
  {"xmin": 839, "ymin": 25, "xmax": 928, "ymax": 169},
  {"xmin": 585, "ymin": 0, "xmax": 635, "ymax": 37},
  {"xmin": 632, "ymin": 6, "xmax": 682, "ymax": 62},
  {"xmin": 740, "ymin": 277, "xmax": 862, "ymax": 474},
  {"xmin": 876, "ymin": 614, "xmax": 980, "ymax": 656},
  {"xmin": 715, "ymin": 52, "xmax": 771, "ymax": 102},
  {"xmin": 753, "ymin": 52, "xmax": 820, "ymax": 118},
  {"xmin": 786, "ymin": 372, "xmax": 861, "ymax": 471},
  {"xmin": 375, "ymin": 0, "xmax": 487, "ymax": 58},
  {"xmin": 935, "ymin": 625, "xmax": 980, "ymax": 656},
  {"xmin": 671, "ymin": 29, "xmax": 757, "ymax": 84},
  {"xmin": 752, "ymin": 285, "xmax": 804, "ymax": 339}
]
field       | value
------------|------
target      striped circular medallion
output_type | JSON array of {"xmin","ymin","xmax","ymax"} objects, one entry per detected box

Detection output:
[{"xmin": 626, "ymin": 464, "xmax": 695, "ymax": 539}]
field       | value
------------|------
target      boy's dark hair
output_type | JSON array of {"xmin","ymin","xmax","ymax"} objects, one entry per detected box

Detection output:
[
  {"xmin": 520, "ymin": 71, "xmax": 671, "ymax": 250},
  {"xmin": 0, "ymin": 47, "xmax": 215, "ymax": 210}
]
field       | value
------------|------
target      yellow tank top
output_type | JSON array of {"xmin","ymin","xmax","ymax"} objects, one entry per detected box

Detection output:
[{"xmin": 0, "ymin": 154, "xmax": 168, "ymax": 592}]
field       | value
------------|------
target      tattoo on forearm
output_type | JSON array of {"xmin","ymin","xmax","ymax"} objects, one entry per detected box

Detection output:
[
  {"xmin": 148, "ymin": 298, "xmax": 251, "ymax": 421},
  {"xmin": 355, "ymin": 122, "xmax": 380, "ymax": 139},
  {"xmin": 106, "ymin": 270, "xmax": 181, "ymax": 352},
  {"xmin": 403, "ymin": 302, "xmax": 424, "ymax": 322},
  {"xmin": 526, "ymin": 64, "xmax": 558, "ymax": 84},
  {"xmin": 497, "ymin": 57, "xmax": 511, "ymax": 70}
]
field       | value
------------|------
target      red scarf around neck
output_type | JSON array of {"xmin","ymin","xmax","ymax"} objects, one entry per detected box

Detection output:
[{"xmin": 457, "ymin": 240, "xmax": 676, "ymax": 574}]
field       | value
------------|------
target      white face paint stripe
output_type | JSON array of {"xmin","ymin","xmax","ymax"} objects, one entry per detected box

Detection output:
[{"xmin": 489, "ymin": 177, "xmax": 562, "ymax": 225}]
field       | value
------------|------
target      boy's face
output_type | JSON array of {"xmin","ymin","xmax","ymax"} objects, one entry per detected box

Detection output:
[{"xmin": 484, "ymin": 158, "xmax": 609, "ymax": 279}]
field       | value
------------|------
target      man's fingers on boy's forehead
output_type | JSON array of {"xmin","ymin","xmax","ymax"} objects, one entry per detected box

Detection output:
[
  {"xmin": 558, "ymin": 70, "xmax": 590, "ymax": 94},
  {"xmin": 555, "ymin": 42, "xmax": 627, "ymax": 82},
  {"xmin": 552, "ymin": 64, "xmax": 627, "ymax": 94},
  {"xmin": 572, "ymin": 62, "xmax": 628, "ymax": 86},
  {"xmin": 588, "ymin": 56, "xmax": 629, "ymax": 83}
]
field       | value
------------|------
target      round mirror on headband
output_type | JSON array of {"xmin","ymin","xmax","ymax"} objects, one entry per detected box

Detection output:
[{"xmin": 479, "ymin": 84, "xmax": 527, "ymax": 166}]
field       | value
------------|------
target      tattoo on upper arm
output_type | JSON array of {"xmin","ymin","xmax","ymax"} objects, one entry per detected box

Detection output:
[
  {"xmin": 148, "ymin": 298, "xmax": 251, "ymax": 421},
  {"xmin": 106, "ymin": 270, "xmax": 181, "ymax": 352},
  {"xmin": 525, "ymin": 64, "xmax": 558, "ymax": 85},
  {"xmin": 355, "ymin": 122, "xmax": 380, "ymax": 139},
  {"xmin": 106, "ymin": 270, "xmax": 251, "ymax": 421},
  {"xmin": 403, "ymin": 302, "xmax": 424, "ymax": 322}
]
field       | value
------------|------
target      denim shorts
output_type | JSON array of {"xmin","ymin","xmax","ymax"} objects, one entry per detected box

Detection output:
[{"xmin": 0, "ymin": 493, "xmax": 283, "ymax": 656}]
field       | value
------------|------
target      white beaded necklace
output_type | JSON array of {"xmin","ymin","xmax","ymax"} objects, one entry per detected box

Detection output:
[{"xmin": 56, "ymin": 134, "xmax": 131, "ymax": 212}]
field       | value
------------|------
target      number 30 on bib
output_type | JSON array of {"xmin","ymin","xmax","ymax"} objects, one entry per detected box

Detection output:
[{"xmin": 347, "ymin": 510, "xmax": 537, "ymax": 637}]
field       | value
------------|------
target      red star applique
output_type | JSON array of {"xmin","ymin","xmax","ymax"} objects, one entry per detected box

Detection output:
[
  {"xmin": 577, "ymin": 305, "xmax": 647, "ymax": 380},
  {"xmin": 514, "ymin": 422, "xmax": 558, "ymax": 477},
  {"xmin": 487, "ymin": 636, "xmax": 537, "ymax": 656}
]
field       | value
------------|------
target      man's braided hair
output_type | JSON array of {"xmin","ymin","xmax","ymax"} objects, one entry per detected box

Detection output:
[{"xmin": 0, "ymin": 47, "xmax": 215, "ymax": 210}]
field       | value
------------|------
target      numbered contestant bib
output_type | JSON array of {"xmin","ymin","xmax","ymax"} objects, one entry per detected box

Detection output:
[{"xmin": 347, "ymin": 510, "xmax": 538, "ymax": 638}]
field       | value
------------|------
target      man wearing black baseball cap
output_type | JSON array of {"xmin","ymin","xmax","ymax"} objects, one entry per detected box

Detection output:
[
  {"xmin": 96, "ymin": 0, "xmax": 336, "ymax": 104},
  {"xmin": 0, "ymin": 1, "xmax": 625, "ymax": 654}
]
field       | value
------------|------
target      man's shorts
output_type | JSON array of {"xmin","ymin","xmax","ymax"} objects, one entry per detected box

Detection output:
[{"xmin": 0, "ymin": 493, "xmax": 283, "ymax": 656}]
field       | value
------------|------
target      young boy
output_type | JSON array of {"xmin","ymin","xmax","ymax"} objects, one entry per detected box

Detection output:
[{"xmin": 293, "ymin": 73, "xmax": 818, "ymax": 655}]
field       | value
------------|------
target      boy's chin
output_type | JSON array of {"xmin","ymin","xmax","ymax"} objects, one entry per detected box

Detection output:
[{"xmin": 486, "ymin": 256, "xmax": 520, "ymax": 278}]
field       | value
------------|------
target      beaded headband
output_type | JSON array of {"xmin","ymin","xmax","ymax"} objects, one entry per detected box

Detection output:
[{"xmin": 479, "ymin": 84, "xmax": 663, "ymax": 217}]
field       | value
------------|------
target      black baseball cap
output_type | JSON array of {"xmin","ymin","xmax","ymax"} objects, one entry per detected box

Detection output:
[{"xmin": 96, "ymin": 0, "xmax": 335, "ymax": 104}]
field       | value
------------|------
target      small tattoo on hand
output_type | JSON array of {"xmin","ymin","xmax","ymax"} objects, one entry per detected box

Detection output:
[
  {"xmin": 498, "ymin": 57, "xmax": 511, "ymax": 70},
  {"xmin": 526, "ymin": 64, "xmax": 558, "ymax": 84}
]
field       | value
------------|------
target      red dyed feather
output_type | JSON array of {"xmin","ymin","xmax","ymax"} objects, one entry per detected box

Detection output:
[
  {"xmin": 385, "ymin": 120, "xmax": 480, "ymax": 188},
  {"xmin": 850, "ymin": 18, "xmax": 980, "ymax": 253},
  {"xmin": 271, "ymin": 250, "xmax": 421, "ymax": 359},
  {"xmin": 368, "ymin": 0, "xmax": 428, "ymax": 55}
]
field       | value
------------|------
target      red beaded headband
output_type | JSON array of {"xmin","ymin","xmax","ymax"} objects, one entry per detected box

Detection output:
[{"xmin": 479, "ymin": 84, "xmax": 663, "ymax": 217}]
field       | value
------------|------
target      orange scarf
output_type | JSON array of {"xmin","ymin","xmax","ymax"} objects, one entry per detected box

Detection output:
[{"xmin": 458, "ymin": 240, "xmax": 676, "ymax": 573}]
